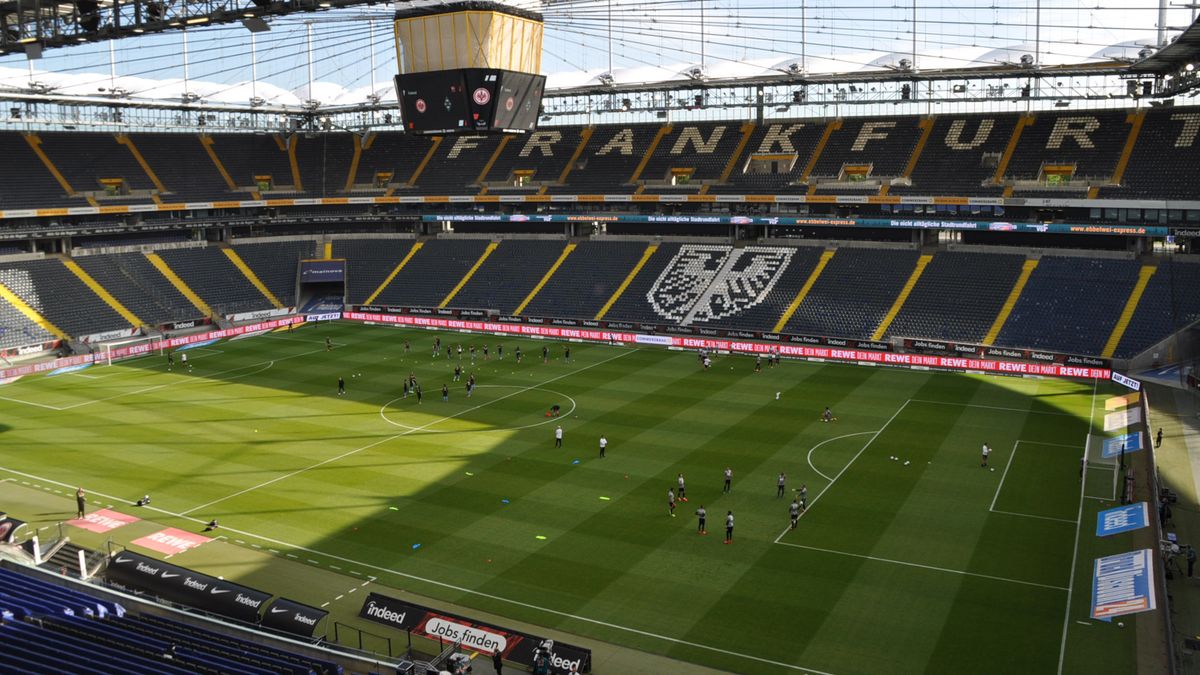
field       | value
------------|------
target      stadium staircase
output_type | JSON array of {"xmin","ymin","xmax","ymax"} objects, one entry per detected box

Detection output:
[
  {"xmin": 448, "ymin": 240, "xmax": 567, "ymax": 312},
  {"xmin": 1114, "ymin": 260, "xmax": 1200, "ymax": 357},
  {"xmin": 37, "ymin": 542, "xmax": 93, "ymax": 579},
  {"xmin": 220, "ymin": 246, "xmax": 285, "ymax": 310},
  {"xmin": 514, "ymin": 242, "xmax": 577, "ymax": 315},
  {"xmin": 1095, "ymin": 109, "xmax": 1146, "ymax": 198},
  {"xmin": 0, "ymin": 258, "xmax": 132, "ymax": 338},
  {"xmin": 362, "ymin": 241, "xmax": 424, "ymax": 305},
  {"xmin": 1101, "ymin": 264, "xmax": 1157, "ymax": 358},
  {"xmin": 60, "ymin": 258, "xmax": 145, "ymax": 329},
  {"xmin": 800, "ymin": 119, "xmax": 842, "ymax": 191},
  {"xmin": 198, "ymin": 134, "xmax": 240, "ymax": 194},
  {"xmin": 629, "ymin": 124, "xmax": 674, "ymax": 186},
  {"xmin": 0, "ymin": 281, "xmax": 66, "ymax": 343},
  {"xmin": 995, "ymin": 256, "xmax": 1141, "ymax": 355},
  {"xmin": 143, "ymin": 252, "xmax": 215, "ymax": 318},
  {"xmin": 871, "ymin": 254, "xmax": 933, "ymax": 341},
  {"xmin": 983, "ymin": 258, "xmax": 1040, "ymax": 345},
  {"xmin": 115, "ymin": 134, "xmax": 168, "ymax": 197},
  {"xmin": 595, "ymin": 242, "xmax": 666, "ymax": 321},
  {"xmin": 21, "ymin": 133, "xmax": 85, "ymax": 204},
  {"xmin": 439, "ymin": 241, "xmax": 500, "ymax": 307},
  {"xmin": 772, "ymin": 249, "xmax": 836, "ymax": 333}
]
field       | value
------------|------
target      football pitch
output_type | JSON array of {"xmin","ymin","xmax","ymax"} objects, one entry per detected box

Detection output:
[{"xmin": 0, "ymin": 322, "xmax": 1138, "ymax": 674}]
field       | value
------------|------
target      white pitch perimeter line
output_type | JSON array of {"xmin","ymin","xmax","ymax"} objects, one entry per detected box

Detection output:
[
  {"xmin": 1056, "ymin": 376, "xmax": 1098, "ymax": 675},
  {"xmin": 774, "ymin": 399, "xmax": 911, "ymax": 544},
  {"xmin": 987, "ymin": 442, "xmax": 1091, "ymax": 523},
  {"xmin": 806, "ymin": 431, "xmax": 876, "ymax": 483},
  {"xmin": 908, "ymin": 399, "xmax": 1076, "ymax": 417},
  {"xmin": 0, "ymin": 395, "xmax": 64, "ymax": 411},
  {"xmin": 989, "ymin": 441, "xmax": 1021, "ymax": 513},
  {"xmin": 775, "ymin": 541, "xmax": 1068, "ymax": 592},
  {"xmin": 0, "ymin": 463, "xmax": 834, "ymax": 675},
  {"xmin": 180, "ymin": 348, "xmax": 639, "ymax": 516}
]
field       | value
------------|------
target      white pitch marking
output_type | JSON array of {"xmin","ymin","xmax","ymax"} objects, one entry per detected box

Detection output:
[
  {"xmin": 805, "ymin": 431, "xmax": 876, "ymax": 483},
  {"xmin": 776, "ymin": 541, "xmax": 1068, "ymax": 591},
  {"xmin": 0, "ymin": 463, "xmax": 837, "ymax": 675},
  {"xmin": 181, "ymin": 348, "xmax": 638, "ymax": 515}
]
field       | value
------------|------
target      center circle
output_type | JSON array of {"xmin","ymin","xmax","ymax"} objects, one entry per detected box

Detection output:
[{"xmin": 379, "ymin": 384, "xmax": 577, "ymax": 434}]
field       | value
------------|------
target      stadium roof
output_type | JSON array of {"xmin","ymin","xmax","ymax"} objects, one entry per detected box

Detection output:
[{"xmin": 0, "ymin": 37, "xmax": 1156, "ymax": 110}]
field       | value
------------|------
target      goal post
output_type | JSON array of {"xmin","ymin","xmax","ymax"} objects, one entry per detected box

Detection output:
[{"xmin": 100, "ymin": 335, "xmax": 164, "ymax": 366}]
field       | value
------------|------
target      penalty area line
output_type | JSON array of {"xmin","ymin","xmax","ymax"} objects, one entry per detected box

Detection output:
[
  {"xmin": 0, "ymin": 463, "xmax": 836, "ymax": 675},
  {"xmin": 775, "ymin": 400, "xmax": 911, "ymax": 544},
  {"xmin": 776, "ymin": 541, "xmax": 1068, "ymax": 591}
]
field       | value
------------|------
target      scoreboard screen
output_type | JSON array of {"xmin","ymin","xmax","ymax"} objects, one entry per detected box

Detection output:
[
  {"xmin": 395, "ymin": 70, "xmax": 469, "ymax": 134},
  {"xmin": 396, "ymin": 68, "xmax": 545, "ymax": 135}
]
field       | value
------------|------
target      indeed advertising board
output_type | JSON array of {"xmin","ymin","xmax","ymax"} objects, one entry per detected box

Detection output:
[{"xmin": 359, "ymin": 592, "xmax": 591, "ymax": 674}]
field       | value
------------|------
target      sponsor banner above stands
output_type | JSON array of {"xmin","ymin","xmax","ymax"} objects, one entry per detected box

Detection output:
[
  {"xmin": 226, "ymin": 307, "xmax": 295, "ymax": 323},
  {"xmin": 343, "ymin": 312, "xmax": 1111, "ymax": 380},
  {"xmin": 299, "ymin": 259, "xmax": 346, "ymax": 283},
  {"xmin": 420, "ymin": 214, "xmax": 1170, "ymax": 237},
  {"xmin": 262, "ymin": 597, "xmax": 328, "ymax": 638},
  {"xmin": 0, "ymin": 340, "xmax": 59, "ymax": 359},
  {"xmin": 161, "ymin": 318, "xmax": 211, "ymax": 331},
  {"xmin": 80, "ymin": 328, "xmax": 139, "ymax": 344},
  {"xmin": 360, "ymin": 592, "xmax": 591, "ymax": 674},
  {"xmin": 106, "ymin": 551, "xmax": 272, "ymax": 624},
  {"xmin": 902, "ymin": 338, "xmax": 1111, "ymax": 370},
  {"xmin": 1091, "ymin": 549, "xmax": 1157, "ymax": 621}
]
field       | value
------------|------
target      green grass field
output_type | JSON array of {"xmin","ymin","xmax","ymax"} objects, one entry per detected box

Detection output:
[{"xmin": 0, "ymin": 322, "xmax": 1141, "ymax": 674}]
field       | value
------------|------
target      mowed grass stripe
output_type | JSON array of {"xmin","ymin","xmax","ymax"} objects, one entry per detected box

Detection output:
[{"xmin": 0, "ymin": 324, "xmax": 1114, "ymax": 675}]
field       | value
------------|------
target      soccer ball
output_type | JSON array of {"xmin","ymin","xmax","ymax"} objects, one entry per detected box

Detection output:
[{"xmin": 775, "ymin": 392, "xmax": 781, "ymax": 400}]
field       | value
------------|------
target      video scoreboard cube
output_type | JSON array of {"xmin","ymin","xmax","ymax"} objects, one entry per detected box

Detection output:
[{"xmin": 395, "ymin": 68, "xmax": 545, "ymax": 135}]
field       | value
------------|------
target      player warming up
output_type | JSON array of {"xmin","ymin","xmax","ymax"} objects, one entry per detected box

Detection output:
[
  {"xmin": 981, "ymin": 442, "xmax": 991, "ymax": 468},
  {"xmin": 724, "ymin": 511, "xmax": 734, "ymax": 544},
  {"xmin": 821, "ymin": 406, "xmax": 837, "ymax": 423},
  {"xmin": 790, "ymin": 498, "xmax": 801, "ymax": 529},
  {"xmin": 695, "ymin": 505, "xmax": 707, "ymax": 534},
  {"xmin": 668, "ymin": 488, "xmax": 677, "ymax": 517},
  {"xmin": 677, "ymin": 473, "xmax": 688, "ymax": 502}
]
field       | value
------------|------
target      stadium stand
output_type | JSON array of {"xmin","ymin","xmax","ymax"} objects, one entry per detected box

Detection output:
[
  {"xmin": 995, "ymin": 255, "xmax": 1141, "ymax": 355},
  {"xmin": 413, "ymin": 134, "xmax": 510, "ymax": 194},
  {"xmin": 0, "ymin": 287, "xmax": 57, "ymax": 349},
  {"xmin": 895, "ymin": 114, "xmax": 1016, "ymax": 196},
  {"xmin": 73, "ymin": 253, "xmax": 196, "ymax": 326},
  {"xmin": 783, "ymin": 248, "xmax": 922, "ymax": 338},
  {"xmin": 130, "ymin": 134, "xmax": 237, "ymax": 202},
  {"xmin": 372, "ymin": 238, "xmax": 492, "ymax": 307},
  {"xmin": 481, "ymin": 127, "xmax": 590, "ymax": 188},
  {"xmin": 1003, "ymin": 109, "xmax": 1128, "ymax": 187},
  {"xmin": 885, "ymin": 251, "xmax": 1027, "ymax": 343},
  {"xmin": 448, "ymin": 239, "xmax": 569, "ymax": 313},
  {"xmin": 155, "ymin": 247, "xmax": 278, "ymax": 315},
  {"xmin": 602, "ymin": 241, "xmax": 687, "ymax": 323},
  {"xmin": 0, "ymin": 133, "xmax": 81, "ymax": 208},
  {"xmin": 232, "ymin": 240, "xmax": 316, "ymax": 306},
  {"xmin": 809, "ymin": 116, "xmax": 923, "ymax": 190},
  {"xmin": 36, "ymin": 133, "xmax": 157, "ymax": 198},
  {"xmin": 1114, "ymin": 258, "xmax": 1200, "ymax": 358},
  {"xmin": 352, "ymin": 133, "xmax": 433, "ymax": 192},
  {"xmin": 0, "ymin": 564, "xmax": 342, "ymax": 675},
  {"xmin": 0, "ymin": 258, "xmax": 133, "ymax": 337},
  {"xmin": 521, "ymin": 240, "xmax": 651, "ymax": 318},
  {"xmin": 548, "ymin": 124, "xmax": 662, "ymax": 193},
  {"xmin": 689, "ymin": 245, "xmax": 826, "ymax": 331},
  {"xmin": 1102, "ymin": 108, "xmax": 1200, "ymax": 199},
  {"xmin": 330, "ymin": 238, "xmax": 418, "ymax": 304},
  {"xmin": 0, "ymin": 108, "xmax": 1197, "ymax": 204}
]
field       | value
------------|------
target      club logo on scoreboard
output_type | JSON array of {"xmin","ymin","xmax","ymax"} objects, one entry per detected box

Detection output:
[
  {"xmin": 414, "ymin": 99, "xmax": 427, "ymax": 114},
  {"xmin": 473, "ymin": 88, "xmax": 491, "ymax": 105},
  {"xmin": 505, "ymin": 97, "xmax": 515, "ymax": 111}
]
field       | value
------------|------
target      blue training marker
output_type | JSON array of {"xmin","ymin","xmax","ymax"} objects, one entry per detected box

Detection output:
[
  {"xmin": 411, "ymin": 543, "xmax": 421, "ymax": 550},
  {"xmin": 501, "ymin": 498, "xmax": 510, "ymax": 504},
  {"xmin": 571, "ymin": 459, "xmax": 580, "ymax": 465}
]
